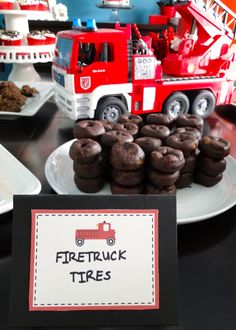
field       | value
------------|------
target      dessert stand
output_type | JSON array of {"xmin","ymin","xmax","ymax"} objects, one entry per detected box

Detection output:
[
  {"xmin": 0, "ymin": 5, "xmax": 55, "ymax": 82},
  {"xmin": 96, "ymin": 3, "xmax": 133, "ymax": 22}
]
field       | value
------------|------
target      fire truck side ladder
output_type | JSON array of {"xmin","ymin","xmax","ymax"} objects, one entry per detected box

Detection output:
[
  {"xmin": 175, "ymin": 0, "xmax": 236, "ymax": 39},
  {"xmin": 203, "ymin": 0, "xmax": 236, "ymax": 37}
]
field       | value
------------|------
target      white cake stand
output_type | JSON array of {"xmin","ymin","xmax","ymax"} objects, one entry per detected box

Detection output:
[
  {"xmin": 0, "ymin": 8, "xmax": 55, "ymax": 82},
  {"xmin": 96, "ymin": 3, "xmax": 133, "ymax": 22}
]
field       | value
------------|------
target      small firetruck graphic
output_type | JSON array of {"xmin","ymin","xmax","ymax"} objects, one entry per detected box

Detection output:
[{"xmin": 75, "ymin": 221, "xmax": 116, "ymax": 246}]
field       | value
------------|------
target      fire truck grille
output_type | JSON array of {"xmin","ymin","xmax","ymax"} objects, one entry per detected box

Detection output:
[{"xmin": 55, "ymin": 92, "xmax": 91, "ymax": 118}]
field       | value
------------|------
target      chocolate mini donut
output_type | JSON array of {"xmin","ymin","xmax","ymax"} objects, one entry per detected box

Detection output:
[
  {"xmin": 198, "ymin": 136, "xmax": 230, "ymax": 160},
  {"xmin": 110, "ymin": 142, "xmax": 145, "ymax": 171},
  {"xmin": 196, "ymin": 153, "xmax": 226, "ymax": 176},
  {"xmin": 180, "ymin": 155, "xmax": 197, "ymax": 173},
  {"xmin": 112, "ymin": 167, "xmax": 145, "ymax": 186},
  {"xmin": 73, "ymin": 155, "xmax": 105, "ymax": 178},
  {"xmin": 73, "ymin": 120, "xmax": 105, "ymax": 139},
  {"xmin": 146, "ymin": 113, "xmax": 174, "ymax": 127},
  {"xmin": 118, "ymin": 114, "xmax": 143, "ymax": 127},
  {"xmin": 150, "ymin": 146, "xmax": 185, "ymax": 173},
  {"xmin": 100, "ymin": 120, "xmax": 114, "ymax": 132},
  {"xmin": 148, "ymin": 168, "xmax": 180, "ymax": 187},
  {"xmin": 175, "ymin": 114, "xmax": 204, "ymax": 131},
  {"xmin": 141, "ymin": 124, "xmax": 170, "ymax": 141},
  {"xmin": 134, "ymin": 137, "xmax": 162, "ymax": 155},
  {"xmin": 145, "ymin": 183, "xmax": 176, "ymax": 194},
  {"xmin": 165, "ymin": 133, "xmax": 199, "ymax": 157},
  {"xmin": 69, "ymin": 139, "xmax": 102, "ymax": 164},
  {"xmin": 194, "ymin": 170, "xmax": 223, "ymax": 187},
  {"xmin": 110, "ymin": 181, "xmax": 144, "ymax": 194},
  {"xmin": 74, "ymin": 174, "xmax": 105, "ymax": 193},
  {"xmin": 176, "ymin": 172, "xmax": 193, "ymax": 189},
  {"xmin": 174, "ymin": 126, "xmax": 202, "ymax": 140},
  {"xmin": 100, "ymin": 130, "xmax": 134, "ymax": 147},
  {"xmin": 113, "ymin": 122, "xmax": 139, "ymax": 137}
]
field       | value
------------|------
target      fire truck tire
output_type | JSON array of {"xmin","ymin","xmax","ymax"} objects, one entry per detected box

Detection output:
[
  {"xmin": 191, "ymin": 90, "xmax": 215, "ymax": 118},
  {"xmin": 96, "ymin": 97, "xmax": 128, "ymax": 123},
  {"xmin": 163, "ymin": 92, "xmax": 190, "ymax": 118},
  {"xmin": 107, "ymin": 237, "xmax": 115, "ymax": 246},
  {"xmin": 76, "ymin": 238, "xmax": 84, "ymax": 246}
]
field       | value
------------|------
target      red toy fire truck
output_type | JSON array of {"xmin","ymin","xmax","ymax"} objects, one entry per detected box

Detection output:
[
  {"xmin": 52, "ymin": 0, "xmax": 236, "ymax": 121},
  {"xmin": 75, "ymin": 221, "xmax": 116, "ymax": 246}
]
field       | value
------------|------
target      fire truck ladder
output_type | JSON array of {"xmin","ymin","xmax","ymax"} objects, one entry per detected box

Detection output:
[
  {"xmin": 202, "ymin": 0, "xmax": 236, "ymax": 37},
  {"xmin": 177, "ymin": 0, "xmax": 236, "ymax": 39}
]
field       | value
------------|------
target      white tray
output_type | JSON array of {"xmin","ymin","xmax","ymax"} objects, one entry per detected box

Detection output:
[
  {"xmin": 0, "ymin": 144, "xmax": 41, "ymax": 214},
  {"xmin": 45, "ymin": 140, "xmax": 236, "ymax": 225},
  {"xmin": 0, "ymin": 81, "xmax": 54, "ymax": 119}
]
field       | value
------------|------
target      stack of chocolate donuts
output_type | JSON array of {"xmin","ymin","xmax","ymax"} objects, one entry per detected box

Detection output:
[
  {"xmin": 68, "ymin": 113, "xmax": 230, "ymax": 194},
  {"xmin": 166, "ymin": 114, "xmax": 203, "ymax": 188},
  {"xmin": 146, "ymin": 146, "xmax": 185, "ymax": 194},
  {"xmin": 69, "ymin": 121, "xmax": 106, "ymax": 193},
  {"xmin": 110, "ymin": 142, "xmax": 146, "ymax": 194},
  {"xmin": 194, "ymin": 136, "xmax": 230, "ymax": 187}
]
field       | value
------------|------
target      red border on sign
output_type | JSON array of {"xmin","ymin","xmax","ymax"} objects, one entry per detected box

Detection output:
[{"xmin": 29, "ymin": 209, "xmax": 159, "ymax": 311}]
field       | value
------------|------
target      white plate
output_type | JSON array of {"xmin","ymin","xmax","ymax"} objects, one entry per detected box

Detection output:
[
  {"xmin": 0, "ymin": 81, "xmax": 54, "ymax": 119},
  {"xmin": 45, "ymin": 140, "xmax": 236, "ymax": 225},
  {"xmin": 0, "ymin": 144, "xmax": 41, "ymax": 214}
]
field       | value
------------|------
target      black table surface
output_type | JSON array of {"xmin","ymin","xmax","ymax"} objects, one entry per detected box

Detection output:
[{"xmin": 0, "ymin": 101, "xmax": 236, "ymax": 330}]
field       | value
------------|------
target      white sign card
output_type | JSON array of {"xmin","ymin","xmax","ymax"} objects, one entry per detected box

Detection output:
[{"xmin": 29, "ymin": 209, "xmax": 159, "ymax": 311}]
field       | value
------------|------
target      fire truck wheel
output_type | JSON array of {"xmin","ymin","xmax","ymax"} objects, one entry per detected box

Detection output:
[
  {"xmin": 75, "ymin": 238, "xmax": 84, "ymax": 246},
  {"xmin": 191, "ymin": 90, "xmax": 215, "ymax": 118},
  {"xmin": 163, "ymin": 92, "xmax": 190, "ymax": 118},
  {"xmin": 107, "ymin": 237, "xmax": 115, "ymax": 246},
  {"xmin": 96, "ymin": 97, "xmax": 128, "ymax": 123}
]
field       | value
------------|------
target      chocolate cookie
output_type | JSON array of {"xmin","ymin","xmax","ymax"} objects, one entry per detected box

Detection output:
[
  {"xmin": 198, "ymin": 136, "xmax": 230, "ymax": 160},
  {"xmin": 110, "ymin": 142, "xmax": 145, "ymax": 171},
  {"xmin": 150, "ymin": 146, "xmax": 185, "ymax": 173},
  {"xmin": 69, "ymin": 139, "xmax": 102, "ymax": 164},
  {"xmin": 73, "ymin": 120, "xmax": 105, "ymax": 139}
]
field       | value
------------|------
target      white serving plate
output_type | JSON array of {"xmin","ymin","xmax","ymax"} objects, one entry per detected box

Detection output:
[
  {"xmin": 45, "ymin": 140, "xmax": 236, "ymax": 225},
  {"xmin": 0, "ymin": 81, "xmax": 54, "ymax": 119},
  {"xmin": 0, "ymin": 144, "xmax": 41, "ymax": 214}
]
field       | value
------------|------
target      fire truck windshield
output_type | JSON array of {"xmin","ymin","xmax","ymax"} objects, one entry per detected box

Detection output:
[{"xmin": 55, "ymin": 37, "xmax": 73, "ymax": 68}]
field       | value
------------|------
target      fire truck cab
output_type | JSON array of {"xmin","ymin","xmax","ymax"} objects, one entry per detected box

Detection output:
[
  {"xmin": 52, "ymin": 19, "xmax": 134, "ymax": 121},
  {"xmin": 52, "ymin": 1, "xmax": 236, "ymax": 121}
]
